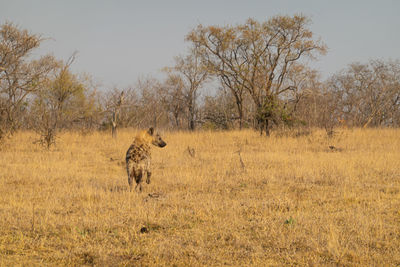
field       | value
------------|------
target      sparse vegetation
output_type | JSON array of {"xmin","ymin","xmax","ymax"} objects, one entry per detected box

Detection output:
[
  {"xmin": 1, "ymin": 128, "xmax": 399, "ymax": 265},
  {"xmin": 2, "ymin": 19, "xmax": 400, "ymax": 138},
  {"xmin": 1, "ymin": 11, "xmax": 400, "ymax": 266}
]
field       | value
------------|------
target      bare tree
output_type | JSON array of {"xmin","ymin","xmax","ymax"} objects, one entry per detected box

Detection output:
[
  {"xmin": 30, "ymin": 53, "xmax": 98, "ymax": 148},
  {"xmin": 202, "ymin": 86, "xmax": 237, "ymax": 129},
  {"xmin": 164, "ymin": 47, "xmax": 208, "ymax": 131},
  {"xmin": 101, "ymin": 88, "xmax": 131, "ymax": 137},
  {"xmin": 116, "ymin": 87, "xmax": 140, "ymax": 128},
  {"xmin": 111, "ymin": 91, "xmax": 124, "ymax": 138},
  {"xmin": 327, "ymin": 59, "xmax": 400, "ymax": 127},
  {"xmin": 0, "ymin": 22, "xmax": 57, "ymax": 140},
  {"xmin": 187, "ymin": 15, "xmax": 326, "ymax": 135},
  {"xmin": 279, "ymin": 64, "xmax": 321, "ymax": 126},
  {"xmin": 162, "ymin": 73, "xmax": 186, "ymax": 128},
  {"xmin": 136, "ymin": 77, "xmax": 169, "ymax": 129}
]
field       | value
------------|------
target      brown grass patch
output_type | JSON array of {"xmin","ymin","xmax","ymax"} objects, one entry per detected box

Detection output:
[{"xmin": 0, "ymin": 128, "xmax": 399, "ymax": 265}]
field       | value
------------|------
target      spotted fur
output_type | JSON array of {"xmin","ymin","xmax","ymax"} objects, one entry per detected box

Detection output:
[{"xmin": 125, "ymin": 127, "xmax": 166, "ymax": 192}]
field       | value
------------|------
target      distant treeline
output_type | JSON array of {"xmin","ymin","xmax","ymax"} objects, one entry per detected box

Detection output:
[{"xmin": 1, "ymin": 16, "xmax": 400, "ymax": 145}]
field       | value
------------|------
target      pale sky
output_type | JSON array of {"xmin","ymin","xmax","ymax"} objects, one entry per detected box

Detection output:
[{"xmin": 1, "ymin": 0, "xmax": 399, "ymax": 90}]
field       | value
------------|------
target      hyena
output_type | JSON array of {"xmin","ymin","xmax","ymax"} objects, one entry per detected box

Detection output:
[{"xmin": 125, "ymin": 127, "xmax": 166, "ymax": 192}]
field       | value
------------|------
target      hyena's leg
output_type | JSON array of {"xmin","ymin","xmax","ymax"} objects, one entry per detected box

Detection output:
[
  {"xmin": 128, "ymin": 170, "xmax": 135, "ymax": 192},
  {"xmin": 145, "ymin": 159, "xmax": 151, "ymax": 184},
  {"xmin": 126, "ymin": 160, "xmax": 134, "ymax": 191},
  {"xmin": 135, "ymin": 183, "xmax": 142, "ymax": 192},
  {"xmin": 146, "ymin": 171, "xmax": 151, "ymax": 184},
  {"xmin": 134, "ymin": 168, "xmax": 143, "ymax": 192}
]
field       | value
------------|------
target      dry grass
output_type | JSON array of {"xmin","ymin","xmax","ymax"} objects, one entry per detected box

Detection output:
[{"xmin": 0, "ymin": 128, "xmax": 399, "ymax": 266}]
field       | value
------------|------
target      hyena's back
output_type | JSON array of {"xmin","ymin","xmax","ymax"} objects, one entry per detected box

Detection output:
[{"xmin": 126, "ymin": 142, "xmax": 151, "ymax": 190}]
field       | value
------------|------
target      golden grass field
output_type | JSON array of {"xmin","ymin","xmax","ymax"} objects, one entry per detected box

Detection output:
[{"xmin": 0, "ymin": 128, "xmax": 399, "ymax": 266}]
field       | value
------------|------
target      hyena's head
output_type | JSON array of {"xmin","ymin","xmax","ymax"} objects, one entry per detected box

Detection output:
[{"xmin": 147, "ymin": 127, "xmax": 167, "ymax": 148}]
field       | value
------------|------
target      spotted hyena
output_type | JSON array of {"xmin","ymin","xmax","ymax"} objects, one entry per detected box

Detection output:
[{"xmin": 125, "ymin": 127, "xmax": 167, "ymax": 192}]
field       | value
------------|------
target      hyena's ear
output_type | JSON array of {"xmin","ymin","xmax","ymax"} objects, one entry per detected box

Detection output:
[{"xmin": 147, "ymin": 127, "xmax": 154, "ymax": 136}]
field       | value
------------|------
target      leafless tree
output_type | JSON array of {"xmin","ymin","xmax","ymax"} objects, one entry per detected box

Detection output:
[
  {"xmin": 164, "ymin": 47, "xmax": 208, "ymax": 131},
  {"xmin": 136, "ymin": 77, "xmax": 169, "ymax": 129},
  {"xmin": 111, "ymin": 91, "xmax": 124, "ymax": 138},
  {"xmin": 187, "ymin": 15, "xmax": 326, "ymax": 135},
  {"xmin": 0, "ymin": 22, "xmax": 57, "ymax": 140},
  {"xmin": 202, "ymin": 86, "xmax": 237, "ymax": 129},
  {"xmin": 327, "ymin": 59, "xmax": 400, "ymax": 127},
  {"xmin": 162, "ymin": 73, "xmax": 186, "ymax": 128},
  {"xmin": 30, "ymin": 53, "xmax": 98, "ymax": 147}
]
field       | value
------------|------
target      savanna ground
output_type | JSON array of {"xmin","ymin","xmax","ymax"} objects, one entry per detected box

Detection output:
[{"xmin": 0, "ymin": 128, "xmax": 399, "ymax": 266}]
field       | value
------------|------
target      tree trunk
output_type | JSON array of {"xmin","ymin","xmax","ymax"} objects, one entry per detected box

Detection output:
[
  {"xmin": 111, "ymin": 123, "xmax": 117, "ymax": 139},
  {"xmin": 174, "ymin": 113, "xmax": 180, "ymax": 128},
  {"xmin": 264, "ymin": 118, "xmax": 270, "ymax": 136},
  {"xmin": 237, "ymin": 103, "xmax": 243, "ymax": 130},
  {"xmin": 189, "ymin": 115, "xmax": 195, "ymax": 131},
  {"xmin": 233, "ymin": 94, "xmax": 243, "ymax": 130},
  {"xmin": 258, "ymin": 118, "xmax": 270, "ymax": 136},
  {"xmin": 112, "ymin": 111, "xmax": 117, "ymax": 139},
  {"xmin": 188, "ymin": 102, "xmax": 195, "ymax": 131}
]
